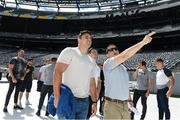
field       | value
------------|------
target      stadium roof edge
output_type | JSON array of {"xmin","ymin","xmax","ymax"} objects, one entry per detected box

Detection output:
[{"xmin": 0, "ymin": 0, "xmax": 179, "ymax": 20}]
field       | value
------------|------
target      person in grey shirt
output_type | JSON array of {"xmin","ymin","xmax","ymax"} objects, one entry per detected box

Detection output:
[
  {"xmin": 36, "ymin": 57, "xmax": 57, "ymax": 117},
  {"xmin": 131, "ymin": 61, "xmax": 153, "ymax": 120},
  {"xmin": 103, "ymin": 31, "xmax": 155, "ymax": 119}
]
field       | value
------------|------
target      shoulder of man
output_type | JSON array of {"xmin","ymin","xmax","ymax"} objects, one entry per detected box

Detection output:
[
  {"xmin": 104, "ymin": 57, "xmax": 113, "ymax": 64},
  {"xmin": 103, "ymin": 57, "xmax": 117, "ymax": 71},
  {"xmin": 121, "ymin": 64, "xmax": 127, "ymax": 70},
  {"xmin": 9, "ymin": 57, "xmax": 18, "ymax": 64},
  {"xmin": 59, "ymin": 47, "xmax": 77, "ymax": 58},
  {"xmin": 146, "ymin": 69, "xmax": 154, "ymax": 79},
  {"xmin": 11, "ymin": 57, "xmax": 18, "ymax": 61},
  {"xmin": 146, "ymin": 69, "xmax": 152, "ymax": 74},
  {"xmin": 45, "ymin": 64, "xmax": 51, "ymax": 69},
  {"xmin": 39, "ymin": 65, "xmax": 47, "ymax": 71},
  {"xmin": 62, "ymin": 47, "xmax": 76, "ymax": 53},
  {"xmin": 163, "ymin": 68, "xmax": 172, "ymax": 77}
]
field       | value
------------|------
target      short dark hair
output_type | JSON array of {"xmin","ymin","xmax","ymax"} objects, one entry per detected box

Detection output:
[
  {"xmin": 27, "ymin": 58, "xmax": 33, "ymax": 61},
  {"xmin": 106, "ymin": 44, "xmax": 117, "ymax": 49},
  {"xmin": 155, "ymin": 58, "xmax": 164, "ymax": 63},
  {"xmin": 139, "ymin": 61, "xmax": 146, "ymax": 66},
  {"xmin": 78, "ymin": 30, "xmax": 92, "ymax": 39},
  {"xmin": 51, "ymin": 57, "xmax": 57, "ymax": 62},
  {"xmin": 88, "ymin": 47, "xmax": 96, "ymax": 54}
]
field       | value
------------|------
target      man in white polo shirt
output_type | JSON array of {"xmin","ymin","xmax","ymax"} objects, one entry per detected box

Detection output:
[
  {"xmin": 103, "ymin": 31, "xmax": 156, "ymax": 119},
  {"xmin": 87, "ymin": 47, "xmax": 101, "ymax": 118},
  {"xmin": 155, "ymin": 58, "xmax": 175, "ymax": 120},
  {"xmin": 53, "ymin": 30, "xmax": 97, "ymax": 119}
]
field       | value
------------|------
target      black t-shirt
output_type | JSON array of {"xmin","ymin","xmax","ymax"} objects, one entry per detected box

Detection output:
[
  {"xmin": 9, "ymin": 57, "xmax": 27, "ymax": 79},
  {"xmin": 24, "ymin": 65, "xmax": 34, "ymax": 81}
]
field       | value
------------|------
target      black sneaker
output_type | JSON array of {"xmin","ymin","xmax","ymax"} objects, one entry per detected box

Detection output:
[
  {"xmin": 36, "ymin": 110, "xmax": 40, "ymax": 116},
  {"xmin": 3, "ymin": 107, "xmax": 8, "ymax": 113},
  {"xmin": 45, "ymin": 111, "xmax": 49, "ymax": 116},
  {"xmin": 14, "ymin": 105, "xmax": 23, "ymax": 110}
]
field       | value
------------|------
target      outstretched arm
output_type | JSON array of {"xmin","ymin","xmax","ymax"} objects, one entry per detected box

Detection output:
[{"xmin": 114, "ymin": 32, "xmax": 156, "ymax": 65}]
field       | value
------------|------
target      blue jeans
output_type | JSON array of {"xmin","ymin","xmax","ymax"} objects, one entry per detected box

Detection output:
[
  {"xmin": 58, "ymin": 97, "xmax": 89, "ymax": 119},
  {"xmin": 157, "ymin": 87, "xmax": 170, "ymax": 120}
]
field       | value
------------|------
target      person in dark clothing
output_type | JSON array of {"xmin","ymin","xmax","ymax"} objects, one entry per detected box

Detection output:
[
  {"xmin": 3, "ymin": 49, "xmax": 27, "ymax": 113},
  {"xmin": 18, "ymin": 58, "xmax": 34, "ymax": 107},
  {"xmin": 98, "ymin": 64, "xmax": 105, "ymax": 116}
]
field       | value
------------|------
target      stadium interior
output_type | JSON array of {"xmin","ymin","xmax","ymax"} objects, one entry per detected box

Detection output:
[
  {"xmin": 0, "ymin": 2, "xmax": 180, "ymax": 120},
  {"xmin": 0, "ymin": 0, "xmax": 180, "ymax": 71}
]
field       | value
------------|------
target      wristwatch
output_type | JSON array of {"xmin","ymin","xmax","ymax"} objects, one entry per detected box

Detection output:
[{"xmin": 92, "ymin": 100, "xmax": 98, "ymax": 104}]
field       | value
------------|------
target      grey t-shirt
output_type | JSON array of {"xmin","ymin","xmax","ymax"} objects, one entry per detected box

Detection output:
[
  {"xmin": 43, "ymin": 64, "xmax": 55, "ymax": 85},
  {"xmin": 135, "ymin": 69, "xmax": 153, "ymax": 90},
  {"xmin": 103, "ymin": 57, "xmax": 129, "ymax": 100}
]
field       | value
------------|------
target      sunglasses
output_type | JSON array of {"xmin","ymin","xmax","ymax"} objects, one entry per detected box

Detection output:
[{"xmin": 106, "ymin": 47, "xmax": 118, "ymax": 53}]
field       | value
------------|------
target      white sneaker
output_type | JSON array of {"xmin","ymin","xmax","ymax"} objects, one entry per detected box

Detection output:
[{"xmin": 25, "ymin": 100, "xmax": 31, "ymax": 105}]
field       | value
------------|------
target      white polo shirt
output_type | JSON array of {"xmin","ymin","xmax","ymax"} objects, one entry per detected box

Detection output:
[
  {"xmin": 57, "ymin": 47, "xmax": 96, "ymax": 98},
  {"xmin": 156, "ymin": 68, "xmax": 172, "ymax": 89}
]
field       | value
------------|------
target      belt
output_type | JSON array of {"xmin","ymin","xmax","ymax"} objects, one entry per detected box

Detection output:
[
  {"xmin": 105, "ymin": 96, "xmax": 129, "ymax": 104},
  {"xmin": 75, "ymin": 97, "xmax": 88, "ymax": 101},
  {"xmin": 157, "ymin": 87, "xmax": 168, "ymax": 91}
]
